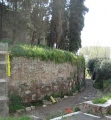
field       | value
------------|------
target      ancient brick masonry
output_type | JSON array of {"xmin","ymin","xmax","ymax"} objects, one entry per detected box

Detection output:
[{"xmin": 9, "ymin": 57, "xmax": 84, "ymax": 102}]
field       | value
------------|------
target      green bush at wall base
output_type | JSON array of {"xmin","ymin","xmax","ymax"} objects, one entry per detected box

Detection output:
[
  {"xmin": 9, "ymin": 92, "xmax": 43, "ymax": 113},
  {"xmin": 9, "ymin": 93, "xmax": 24, "ymax": 113},
  {"xmin": 74, "ymin": 107, "xmax": 80, "ymax": 112}
]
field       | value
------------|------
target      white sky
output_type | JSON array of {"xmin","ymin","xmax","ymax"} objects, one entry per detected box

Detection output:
[{"xmin": 81, "ymin": 0, "xmax": 111, "ymax": 47}]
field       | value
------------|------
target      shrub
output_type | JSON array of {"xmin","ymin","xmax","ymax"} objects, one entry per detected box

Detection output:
[
  {"xmin": 1, "ymin": 39, "xmax": 13, "ymax": 45},
  {"xmin": 87, "ymin": 58, "xmax": 102, "ymax": 75},
  {"xmin": 74, "ymin": 107, "xmax": 80, "ymax": 112},
  {"xmin": 87, "ymin": 59, "xmax": 111, "ymax": 89},
  {"xmin": 87, "ymin": 59, "xmax": 97, "ymax": 75},
  {"xmin": 93, "ymin": 60, "xmax": 111, "ymax": 89},
  {"xmin": 9, "ymin": 93, "xmax": 24, "ymax": 113},
  {"xmin": 104, "ymin": 78, "xmax": 111, "ymax": 89},
  {"xmin": 100, "ymin": 60, "xmax": 111, "ymax": 79}
]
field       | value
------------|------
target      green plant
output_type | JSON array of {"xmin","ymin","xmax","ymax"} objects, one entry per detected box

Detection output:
[
  {"xmin": 107, "ymin": 110, "xmax": 111, "ymax": 115},
  {"xmin": 31, "ymin": 100, "xmax": 43, "ymax": 106},
  {"xmin": 85, "ymin": 68, "xmax": 90, "ymax": 78},
  {"xmin": 74, "ymin": 107, "xmax": 80, "ymax": 112},
  {"xmin": 104, "ymin": 78, "xmax": 111, "ymax": 89},
  {"xmin": 50, "ymin": 92, "xmax": 64, "ymax": 98},
  {"xmin": 10, "ymin": 44, "xmax": 84, "ymax": 66},
  {"xmin": 92, "ymin": 94, "xmax": 111, "ymax": 104},
  {"xmin": 87, "ymin": 58, "xmax": 102, "ymax": 76},
  {"xmin": 66, "ymin": 87, "xmax": 77, "ymax": 96},
  {"xmin": 0, "ymin": 116, "xmax": 31, "ymax": 120},
  {"xmin": 66, "ymin": 91, "xmax": 73, "ymax": 96},
  {"xmin": 43, "ymin": 94, "xmax": 50, "ymax": 100},
  {"xmin": 93, "ymin": 81, "xmax": 103, "ymax": 89},
  {"xmin": 9, "ymin": 93, "xmax": 24, "ymax": 113},
  {"xmin": 90, "ymin": 59, "xmax": 111, "ymax": 89},
  {"xmin": 22, "ymin": 100, "xmax": 43, "ymax": 108},
  {"xmin": 100, "ymin": 60, "xmax": 111, "ymax": 80}
]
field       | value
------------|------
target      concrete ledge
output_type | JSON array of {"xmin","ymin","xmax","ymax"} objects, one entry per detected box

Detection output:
[
  {"xmin": 84, "ymin": 99, "xmax": 111, "ymax": 107},
  {"xmin": 79, "ymin": 99, "xmax": 111, "ymax": 116}
]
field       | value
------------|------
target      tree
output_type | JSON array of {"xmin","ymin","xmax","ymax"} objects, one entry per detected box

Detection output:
[
  {"xmin": 6, "ymin": 0, "xmax": 25, "ymax": 44},
  {"xmin": 69, "ymin": 0, "xmax": 88, "ymax": 53},
  {"xmin": 79, "ymin": 46, "xmax": 110, "ymax": 59},
  {"xmin": 48, "ymin": 0, "xmax": 66, "ymax": 48},
  {"xmin": 28, "ymin": 0, "xmax": 49, "ymax": 45}
]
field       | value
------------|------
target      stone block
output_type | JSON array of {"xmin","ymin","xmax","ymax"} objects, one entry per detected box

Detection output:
[
  {"xmin": 31, "ymin": 106, "xmax": 35, "ymax": 110},
  {"xmin": 26, "ymin": 107, "xmax": 31, "ymax": 112},
  {"xmin": 55, "ymin": 97, "xmax": 62, "ymax": 102},
  {"xmin": 25, "ymin": 90, "xmax": 31, "ymax": 95},
  {"xmin": 79, "ymin": 99, "xmax": 111, "ymax": 116},
  {"xmin": 43, "ymin": 100, "xmax": 52, "ymax": 105},
  {"xmin": 32, "ymin": 94, "xmax": 36, "ymax": 101}
]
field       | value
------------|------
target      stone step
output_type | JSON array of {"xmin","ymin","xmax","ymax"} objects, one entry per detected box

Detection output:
[
  {"xmin": 0, "ymin": 51, "xmax": 8, "ymax": 54},
  {"xmin": 0, "ymin": 61, "xmax": 7, "ymax": 64},
  {"xmin": 0, "ymin": 96, "xmax": 7, "ymax": 101},
  {"xmin": 0, "ymin": 79, "xmax": 6, "ymax": 83}
]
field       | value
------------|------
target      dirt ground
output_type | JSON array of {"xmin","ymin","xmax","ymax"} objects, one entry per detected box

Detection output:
[{"xmin": 33, "ymin": 79, "xmax": 99, "ymax": 119}]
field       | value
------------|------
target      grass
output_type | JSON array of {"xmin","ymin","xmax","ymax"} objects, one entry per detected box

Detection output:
[
  {"xmin": 92, "ymin": 94, "xmax": 111, "ymax": 104},
  {"xmin": 9, "ymin": 93, "xmax": 44, "ymax": 113},
  {"xmin": 103, "ymin": 78, "xmax": 111, "ymax": 89},
  {"xmin": 10, "ymin": 44, "xmax": 76, "ymax": 64},
  {"xmin": 10, "ymin": 44, "xmax": 85, "ymax": 66},
  {"xmin": 0, "ymin": 116, "xmax": 31, "ymax": 120},
  {"xmin": 92, "ymin": 78, "xmax": 111, "ymax": 104}
]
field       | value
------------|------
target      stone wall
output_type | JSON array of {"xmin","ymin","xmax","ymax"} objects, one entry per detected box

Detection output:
[{"xmin": 9, "ymin": 57, "xmax": 84, "ymax": 103}]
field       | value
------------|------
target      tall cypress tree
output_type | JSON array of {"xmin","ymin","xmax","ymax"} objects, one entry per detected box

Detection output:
[
  {"xmin": 48, "ymin": 0, "xmax": 66, "ymax": 48},
  {"xmin": 30, "ymin": 0, "xmax": 49, "ymax": 45},
  {"xmin": 69, "ymin": 0, "xmax": 88, "ymax": 53}
]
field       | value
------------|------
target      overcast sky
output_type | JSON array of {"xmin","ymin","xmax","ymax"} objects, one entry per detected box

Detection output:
[{"xmin": 81, "ymin": 0, "xmax": 111, "ymax": 47}]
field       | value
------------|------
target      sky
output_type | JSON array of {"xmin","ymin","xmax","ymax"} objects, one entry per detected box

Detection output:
[{"xmin": 81, "ymin": 0, "xmax": 111, "ymax": 47}]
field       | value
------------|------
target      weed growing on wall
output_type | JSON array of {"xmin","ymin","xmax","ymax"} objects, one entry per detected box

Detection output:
[
  {"xmin": 10, "ymin": 44, "xmax": 84, "ymax": 65},
  {"xmin": 9, "ymin": 93, "xmax": 25, "ymax": 113}
]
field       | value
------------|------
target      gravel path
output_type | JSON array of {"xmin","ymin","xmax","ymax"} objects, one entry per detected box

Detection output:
[{"xmin": 32, "ymin": 79, "xmax": 99, "ymax": 119}]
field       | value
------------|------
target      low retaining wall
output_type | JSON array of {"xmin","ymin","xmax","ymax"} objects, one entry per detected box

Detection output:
[
  {"xmin": 79, "ymin": 99, "xmax": 111, "ymax": 116},
  {"xmin": 9, "ymin": 57, "xmax": 84, "ymax": 103}
]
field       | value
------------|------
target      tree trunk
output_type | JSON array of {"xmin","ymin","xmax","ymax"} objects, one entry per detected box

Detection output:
[
  {"xmin": 31, "ymin": 31, "xmax": 35, "ymax": 46},
  {"xmin": 37, "ymin": 38, "xmax": 40, "ymax": 45},
  {"xmin": 12, "ymin": 0, "xmax": 17, "ymax": 45}
]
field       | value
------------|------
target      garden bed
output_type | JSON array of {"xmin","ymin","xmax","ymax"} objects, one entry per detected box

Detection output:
[{"xmin": 79, "ymin": 99, "xmax": 111, "ymax": 116}]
